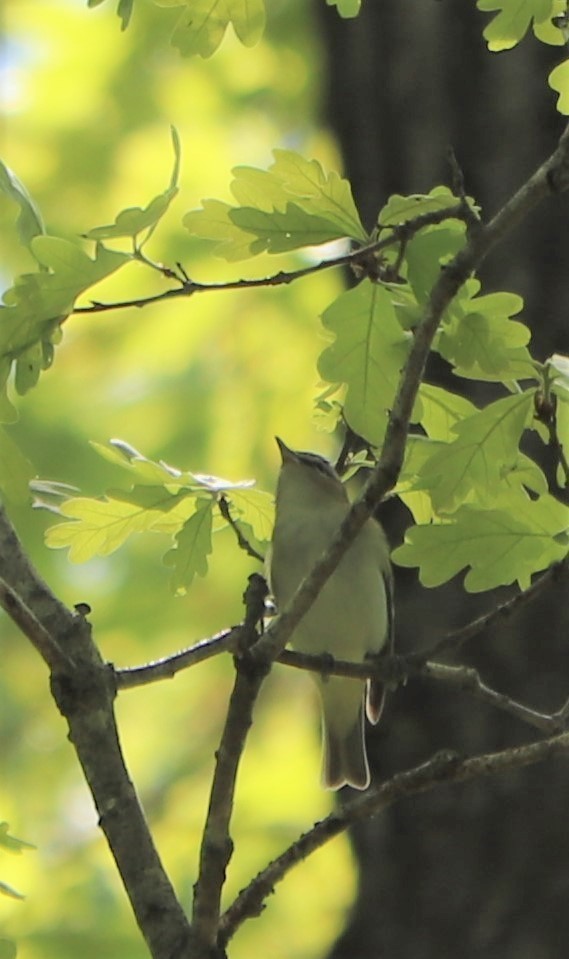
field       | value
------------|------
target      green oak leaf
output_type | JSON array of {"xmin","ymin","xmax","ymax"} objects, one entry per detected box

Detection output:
[
  {"xmin": 554, "ymin": 392, "xmax": 569, "ymax": 488},
  {"xmin": 258, "ymin": 150, "xmax": 365, "ymax": 240},
  {"xmin": 477, "ymin": 0, "xmax": 555, "ymax": 51},
  {"xmin": 418, "ymin": 383, "xmax": 477, "ymax": 441},
  {"xmin": 378, "ymin": 186, "xmax": 470, "ymax": 226},
  {"xmin": 161, "ymin": 0, "xmax": 266, "ymax": 58},
  {"xmin": 183, "ymin": 199, "xmax": 259, "ymax": 261},
  {"xmin": 229, "ymin": 203, "xmax": 348, "ymax": 254},
  {"xmin": 0, "ymin": 160, "xmax": 45, "ymax": 248},
  {"xmin": 326, "ymin": 0, "xmax": 361, "ymax": 17},
  {"xmin": 405, "ymin": 222, "xmax": 466, "ymax": 304},
  {"xmin": 393, "ymin": 493, "xmax": 567, "ymax": 591},
  {"xmin": 318, "ymin": 280, "xmax": 413, "ymax": 445},
  {"xmin": 184, "ymin": 149, "xmax": 366, "ymax": 259},
  {"xmin": 549, "ymin": 59, "xmax": 569, "ymax": 115},
  {"xmin": 90, "ymin": 439, "xmax": 187, "ymax": 487},
  {"xmin": 45, "ymin": 487, "xmax": 198, "ymax": 561},
  {"xmin": 438, "ymin": 286, "xmax": 533, "ymax": 381},
  {"xmin": 0, "ymin": 239, "xmax": 129, "ymax": 397},
  {"xmin": 86, "ymin": 127, "xmax": 180, "ymax": 239},
  {"xmin": 226, "ymin": 487, "xmax": 274, "ymax": 543},
  {"xmin": 547, "ymin": 352, "xmax": 569, "ymax": 392},
  {"xmin": 417, "ymin": 390, "xmax": 536, "ymax": 512},
  {"xmin": 164, "ymin": 501, "xmax": 213, "ymax": 594}
]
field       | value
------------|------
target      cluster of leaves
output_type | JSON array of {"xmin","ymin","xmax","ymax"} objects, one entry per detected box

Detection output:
[
  {"xmin": 43, "ymin": 440, "xmax": 273, "ymax": 595},
  {"xmin": 478, "ymin": 0, "xmax": 569, "ymax": 111},
  {"xmin": 2, "ymin": 133, "xmax": 569, "ymax": 593},
  {"xmin": 2, "ymin": 3, "xmax": 569, "ymax": 600},
  {"xmin": 84, "ymin": 0, "xmax": 569, "ymax": 111},
  {"xmin": 0, "ymin": 129, "xmax": 182, "ymax": 501},
  {"xmin": 87, "ymin": 0, "xmax": 360, "ymax": 56},
  {"xmin": 182, "ymin": 157, "xmax": 569, "ymax": 592},
  {"xmin": 3, "ymin": 143, "xmax": 560, "ymax": 595}
]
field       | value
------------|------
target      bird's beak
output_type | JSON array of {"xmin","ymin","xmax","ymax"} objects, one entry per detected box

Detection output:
[{"xmin": 275, "ymin": 436, "xmax": 296, "ymax": 464}]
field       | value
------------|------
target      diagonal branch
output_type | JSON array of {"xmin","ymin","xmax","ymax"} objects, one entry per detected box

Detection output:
[
  {"xmin": 0, "ymin": 577, "xmax": 75, "ymax": 673},
  {"xmin": 219, "ymin": 731, "xmax": 569, "ymax": 945},
  {"xmin": 410, "ymin": 555, "xmax": 569, "ymax": 663},
  {"xmin": 0, "ymin": 506, "xmax": 192, "ymax": 959},
  {"xmin": 191, "ymin": 584, "xmax": 270, "ymax": 958},
  {"xmin": 191, "ymin": 655, "xmax": 269, "ymax": 957}
]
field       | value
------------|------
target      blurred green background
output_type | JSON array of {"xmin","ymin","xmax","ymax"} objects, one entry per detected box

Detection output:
[{"xmin": 0, "ymin": 1, "xmax": 355, "ymax": 956}]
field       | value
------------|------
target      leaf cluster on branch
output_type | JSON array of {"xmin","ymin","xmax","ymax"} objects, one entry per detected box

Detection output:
[{"xmin": 1, "ymin": 2, "xmax": 569, "ymax": 958}]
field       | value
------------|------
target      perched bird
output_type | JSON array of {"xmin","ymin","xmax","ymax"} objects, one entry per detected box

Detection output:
[{"xmin": 270, "ymin": 437, "xmax": 393, "ymax": 790}]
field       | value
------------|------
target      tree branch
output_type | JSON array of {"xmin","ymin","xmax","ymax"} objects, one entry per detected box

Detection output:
[
  {"xmin": 72, "ymin": 204, "xmax": 465, "ymax": 316},
  {"xmin": 0, "ymin": 507, "xmax": 192, "ymax": 959},
  {"xmin": 422, "ymin": 662, "xmax": 566, "ymax": 733},
  {"xmin": 191, "ymin": 586, "xmax": 270, "ymax": 958},
  {"xmin": 0, "ymin": 577, "xmax": 75, "ymax": 673},
  {"xmin": 218, "ymin": 495, "xmax": 265, "ymax": 562},
  {"xmin": 219, "ymin": 732, "xmax": 569, "ymax": 944},
  {"xmin": 191, "ymin": 656, "xmax": 269, "ymax": 957},
  {"xmin": 115, "ymin": 628, "xmax": 238, "ymax": 689},
  {"xmin": 411, "ymin": 555, "xmax": 569, "ymax": 663}
]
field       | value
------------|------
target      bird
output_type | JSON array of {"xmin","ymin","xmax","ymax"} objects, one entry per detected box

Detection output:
[{"xmin": 270, "ymin": 437, "xmax": 394, "ymax": 790}]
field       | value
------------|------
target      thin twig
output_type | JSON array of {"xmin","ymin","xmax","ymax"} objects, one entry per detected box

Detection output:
[
  {"xmin": 115, "ymin": 628, "xmax": 238, "ymax": 689},
  {"xmin": 279, "ymin": 648, "xmax": 569, "ymax": 734},
  {"xmin": 411, "ymin": 556, "xmax": 569, "ymax": 664},
  {"xmin": 423, "ymin": 662, "xmax": 565, "ymax": 733},
  {"xmin": 218, "ymin": 495, "xmax": 265, "ymax": 562},
  {"xmin": 72, "ymin": 204, "xmax": 465, "ymax": 316}
]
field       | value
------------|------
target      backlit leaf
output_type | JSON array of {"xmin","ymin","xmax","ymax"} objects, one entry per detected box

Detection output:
[
  {"xmin": 549, "ymin": 59, "xmax": 569, "ymax": 115},
  {"xmin": 0, "ymin": 240, "xmax": 129, "ymax": 397},
  {"xmin": 393, "ymin": 494, "xmax": 567, "ymax": 591},
  {"xmin": 477, "ymin": 0, "xmax": 554, "ymax": 51},
  {"xmin": 86, "ymin": 127, "xmax": 180, "ymax": 239},
  {"xmin": 184, "ymin": 149, "xmax": 366, "ymax": 259},
  {"xmin": 326, "ymin": 0, "xmax": 361, "ymax": 17},
  {"xmin": 227, "ymin": 487, "xmax": 274, "ymax": 543},
  {"xmin": 164, "ymin": 501, "xmax": 213, "ymax": 593},
  {"xmin": 318, "ymin": 280, "xmax": 413, "ymax": 444},
  {"xmin": 45, "ymin": 488, "xmax": 197, "ymax": 561},
  {"xmin": 0, "ymin": 160, "xmax": 45, "ymax": 248},
  {"xmin": 438, "ymin": 284, "xmax": 533, "ymax": 381},
  {"xmin": 167, "ymin": 0, "xmax": 266, "ymax": 58},
  {"xmin": 417, "ymin": 390, "xmax": 535, "ymax": 511}
]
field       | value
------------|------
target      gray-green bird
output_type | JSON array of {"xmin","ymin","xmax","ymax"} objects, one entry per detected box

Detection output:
[{"xmin": 270, "ymin": 437, "xmax": 394, "ymax": 790}]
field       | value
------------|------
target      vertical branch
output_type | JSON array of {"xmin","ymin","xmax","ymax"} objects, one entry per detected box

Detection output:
[
  {"xmin": 192, "ymin": 580, "xmax": 270, "ymax": 957},
  {"xmin": 191, "ymin": 655, "xmax": 269, "ymax": 956}
]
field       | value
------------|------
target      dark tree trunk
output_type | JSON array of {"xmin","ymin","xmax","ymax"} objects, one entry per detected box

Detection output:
[{"xmin": 315, "ymin": 2, "xmax": 569, "ymax": 956}]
